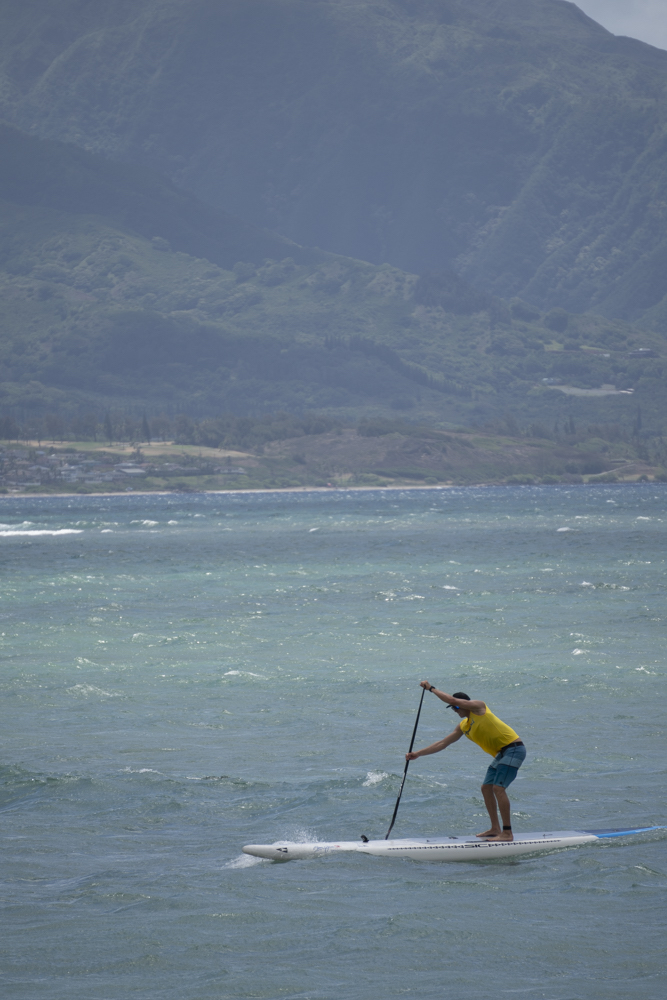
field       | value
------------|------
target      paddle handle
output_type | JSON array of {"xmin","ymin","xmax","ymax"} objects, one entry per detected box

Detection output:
[{"xmin": 384, "ymin": 686, "xmax": 426, "ymax": 839}]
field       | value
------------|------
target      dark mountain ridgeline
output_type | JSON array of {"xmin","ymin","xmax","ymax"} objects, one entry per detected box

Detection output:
[
  {"xmin": 0, "ymin": 122, "xmax": 321, "ymax": 270},
  {"xmin": 2, "ymin": 1, "xmax": 667, "ymax": 324}
]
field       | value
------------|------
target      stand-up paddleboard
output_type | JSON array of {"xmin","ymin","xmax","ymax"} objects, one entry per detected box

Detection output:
[{"xmin": 243, "ymin": 826, "xmax": 665, "ymax": 862}]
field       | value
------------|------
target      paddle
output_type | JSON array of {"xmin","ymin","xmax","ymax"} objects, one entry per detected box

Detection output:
[{"xmin": 383, "ymin": 686, "xmax": 427, "ymax": 840}]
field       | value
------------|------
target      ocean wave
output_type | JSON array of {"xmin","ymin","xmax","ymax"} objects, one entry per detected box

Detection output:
[
  {"xmin": 0, "ymin": 528, "xmax": 83, "ymax": 536},
  {"xmin": 67, "ymin": 683, "xmax": 121, "ymax": 698},
  {"xmin": 223, "ymin": 853, "xmax": 266, "ymax": 868},
  {"xmin": 0, "ymin": 765, "xmax": 90, "ymax": 809},
  {"xmin": 223, "ymin": 670, "xmax": 266, "ymax": 678},
  {"xmin": 362, "ymin": 771, "xmax": 389, "ymax": 787}
]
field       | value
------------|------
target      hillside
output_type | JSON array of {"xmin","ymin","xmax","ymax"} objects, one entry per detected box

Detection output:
[
  {"xmin": 1, "ymin": 124, "xmax": 665, "ymax": 431},
  {"xmin": 2, "ymin": 1, "xmax": 667, "ymax": 325},
  {"xmin": 0, "ymin": 123, "xmax": 321, "ymax": 270}
]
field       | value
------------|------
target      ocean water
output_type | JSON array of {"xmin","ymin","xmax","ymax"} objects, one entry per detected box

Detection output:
[{"xmin": 0, "ymin": 486, "xmax": 665, "ymax": 1000}]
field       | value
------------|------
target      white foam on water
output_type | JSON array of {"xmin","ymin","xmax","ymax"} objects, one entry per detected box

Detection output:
[
  {"xmin": 67, "ymin": 683, "xmax": 120, "ymax": 697},
  {"xmin": 283, "ymin": 826, "xmax": 322, "ymax": 844},
  {"xmin": 223, "ymin": 670, "xmax": 265, "ymax": 677},
  {"xmin": 363, "ymin": 770, "xmax": 389, "ymax": 787},
  {"xmin": 0, "ymin": 529, "xmax": 83, "ymax": 536},
  {"xmin": 224, "ymin": 853, "xmax": 267, "ymax": 869}
]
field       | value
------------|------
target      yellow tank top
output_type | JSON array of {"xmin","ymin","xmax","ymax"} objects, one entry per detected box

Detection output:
[{"xmin": 459, "ymin": 708, "xmax": 519, "ymax": 756}]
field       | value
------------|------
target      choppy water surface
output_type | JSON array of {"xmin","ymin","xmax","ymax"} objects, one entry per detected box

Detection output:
[{"xmin": 1, "ymin": 486, "xmax": 665, "ymax": 999}]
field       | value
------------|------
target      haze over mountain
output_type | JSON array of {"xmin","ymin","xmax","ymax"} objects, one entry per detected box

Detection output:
[
  {"xmin": 2, "ymin": 0, "xmax": 667, "ymax": 328},
  {"xmin": 2, "ymin": 123, "xmax": 664, "ymax": 431}
]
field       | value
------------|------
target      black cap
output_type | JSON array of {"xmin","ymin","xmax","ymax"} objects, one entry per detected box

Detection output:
[{"xmin": 449, "ymin": 691, "xmax": 470, "ymax": 708}]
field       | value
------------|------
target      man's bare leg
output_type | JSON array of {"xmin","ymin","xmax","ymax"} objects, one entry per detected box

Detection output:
[
  {"xmin": 483, "ymin": 786, "xmax": 513, "ymax": 841},
  {"xmin": 477, "ymin": 783, "xmax": 502, "ymax": 837}
]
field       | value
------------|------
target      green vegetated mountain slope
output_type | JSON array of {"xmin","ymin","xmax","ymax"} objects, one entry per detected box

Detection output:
[
  {"xmin": 1, "ymin": 125, "xmax": 664, "ymax": 430},
  {"xmin": 0, "ymin": 123, "xmax": 321, "ymax": 270},
  {"xmin": 3, "ymin": 0, "xmax": 667, "ymax": 326}
]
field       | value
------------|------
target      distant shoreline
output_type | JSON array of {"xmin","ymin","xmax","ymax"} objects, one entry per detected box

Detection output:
[
  {"xmin": 0, "ymin": 484, "xmax": 455, "ymax": 499},
  {"xmin": 0, "ymin": 481, "xmax": 659, "ymax": 500}
]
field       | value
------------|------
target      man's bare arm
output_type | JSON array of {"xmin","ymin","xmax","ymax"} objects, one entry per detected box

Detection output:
[
  {"xmin": 419, "ymin": 680, "xmax": 485, "ymax": 713},
  {"xmin": 406, "ymin": 725, "xmax": 464, "ymax": 760}
]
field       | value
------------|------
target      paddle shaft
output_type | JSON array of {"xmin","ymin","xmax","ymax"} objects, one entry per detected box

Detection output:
[{"xmin": 384, "ymin": 686, "xmax": 426, "ymax": 839}]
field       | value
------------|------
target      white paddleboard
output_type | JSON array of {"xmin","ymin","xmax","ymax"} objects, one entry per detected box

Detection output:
[{"xmin": 242, "ymin": 826, "xmax": 664, "ymax": 862}]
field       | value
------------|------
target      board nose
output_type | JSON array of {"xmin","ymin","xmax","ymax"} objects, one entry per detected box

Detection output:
[{"xmin": 242, "ymin": 845, "xmax": 289, "ymax": 860}]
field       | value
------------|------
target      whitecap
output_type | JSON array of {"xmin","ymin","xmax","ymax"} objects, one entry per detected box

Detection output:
[
  {"xmin": 67, "ymin": 683, "xmax": 120, "ymax": 697},
  {"xmin": 131, "ymin": 520, "xmax": 158, "ymax": 527},
  {"xmin": 580, "ymin": 581, "xmax": 595, "ymax": 587},
  {"xmin": 363, "ymin": 770, "xmax": 389, "ymax": 787},
  {"xmin": 557, "ymin": 527, "xmax": 574, "ymax": 532},
  {"xmin": 0, "ymin": 529, "xmax": 83, "ymax": 537},
  {"xmin": 571, "ymin": 649, "xmax": 584, "ymax": 655},
  {"xmin": 168, "ymin": 520, "xmax": 178, "ymax": 525},
  {"xmin": 223, "ymin": 670, "xmax": 264, "ymax": 678},
  {"xmin": 101, "ymin": 529, "xmax": 113, "ymax": 533},
  {"xmin": 308, "ymin": 527, "xmax": 320, "ymax": 532},
  {"xmin": 442, "ymin": 585, "xmax": 459, "ymax": 590}
]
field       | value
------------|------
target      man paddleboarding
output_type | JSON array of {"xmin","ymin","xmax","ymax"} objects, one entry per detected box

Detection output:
[{"xmin": 406, "ymin": 683, "xmax": 526, "ymax": 841}]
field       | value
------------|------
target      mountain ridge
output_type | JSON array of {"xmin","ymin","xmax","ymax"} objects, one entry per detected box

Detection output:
[{"xmin": 2, "ymin": 0, "xmax": 667, "ymax": 323}]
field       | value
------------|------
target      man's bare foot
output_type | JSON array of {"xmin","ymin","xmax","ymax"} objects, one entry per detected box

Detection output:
[
  {"xmin": 476, "ymin": 828, "xmax": 499, "ymax": 838},
  {"xmin": 483, "ymin": 832, "xmax": 513, "ymax": 842}
]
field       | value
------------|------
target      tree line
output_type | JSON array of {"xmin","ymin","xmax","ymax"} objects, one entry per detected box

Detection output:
[{"xmin": 0, "ymin": 411, "xmax": 344, "ymax": 450}]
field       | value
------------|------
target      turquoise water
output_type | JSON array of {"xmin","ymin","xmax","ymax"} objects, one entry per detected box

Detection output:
[{"xmin": 1, "ymin": 486, "xmax": 665, "ymax": 1000}]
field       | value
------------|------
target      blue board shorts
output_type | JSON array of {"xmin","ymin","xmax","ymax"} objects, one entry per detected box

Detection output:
[{"xmin": 482, "ymin": 743, "xmax": 526, "ymax": 789}]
